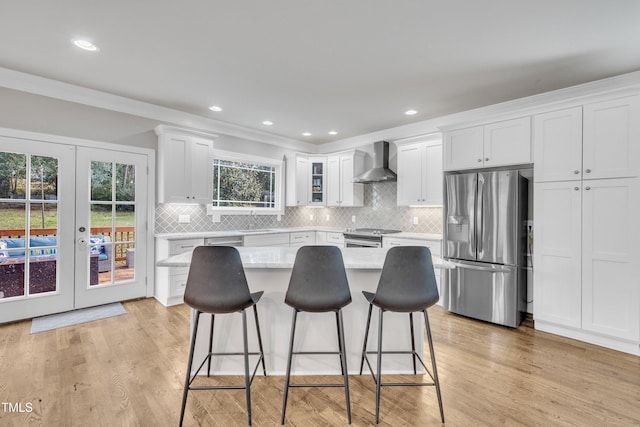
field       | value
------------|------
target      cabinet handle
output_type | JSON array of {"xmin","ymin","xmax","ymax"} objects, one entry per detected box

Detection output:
[
  {"xmin": 585, "ymin": 169, "xmax": 591, "ymax": 174},
  {"xmin": 573, "ymin": 170, "xmax": 579, "ymax": 174},
  {"xmin": 485, "ymin": 158, "xmax": 490, "ymax": 161},
  {"xmin": 477, "ymin": 159, "xmax": 482, "ymax": 162},
  {"xmin": 585, "ymin": 186, "xmax": 591, "ymax": 191},
  {"xmin": 574, "ymin": 187, "xmax": 579, "ymax": 191}
]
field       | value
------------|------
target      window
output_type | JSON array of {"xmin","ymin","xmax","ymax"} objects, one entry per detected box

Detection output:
[{"xmin": 209, "ymin": 150, "xmax": 283, "ymax": 214}]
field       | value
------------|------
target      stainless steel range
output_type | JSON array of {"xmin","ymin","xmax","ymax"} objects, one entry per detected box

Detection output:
[{"xmin": 343, "ymin": 228, "xmax": 402, "ymax": 248}]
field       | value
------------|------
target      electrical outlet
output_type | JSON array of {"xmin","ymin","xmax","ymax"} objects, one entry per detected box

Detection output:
[
  {"xmin": 413, "ymin": 216, "xmax": 419, "ymax": 225},
  {"xmin": 178, "ymin": 214, "xmax": 190, "ymax": 224},
  {"xmin": 351, "ymin": 215, "xmax": 356, "ymax": 223},
  {"xmin": 277, "ymin": 214, "xmax": 282, "ymax": 222},
  {"xmin": 211, "ymin": 214, "xmax": 221, "ymax": 223},
  {"xmin": 309, "ymin": 214, "xmax": 314, "ymax": 220},
  {"xmin": 326, "ymin": 214, "xmax": 330, "ymax": 221}
]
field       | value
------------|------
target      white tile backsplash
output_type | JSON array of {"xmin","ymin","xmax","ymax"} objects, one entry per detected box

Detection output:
[{"xmin": 155, "ymin": 182, "xmax": 442, "ymax": 234}]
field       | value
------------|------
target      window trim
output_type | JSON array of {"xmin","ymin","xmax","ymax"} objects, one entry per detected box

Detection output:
[{"xmin": 206, "ymin": 149, "xmax": 284, "ymax": 215}]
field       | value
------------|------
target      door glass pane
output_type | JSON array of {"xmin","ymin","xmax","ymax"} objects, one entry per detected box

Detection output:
[
  {"xmin": 91, "ymin": 161, "xmax": 112, "ymax": 201},
  {"xmin": 30, "ymin": 156, "xmax": 58, "ymax": 201},
  {"xmin": 115, "ymin": 205, "xmax": 135, "ymax": 283},
  {"xmin": 0, "ymin": 152, "xmax": 27, "ymax": 199},
  {"xmin": 89, "ymin": 204, "xmax": 112, "ymax": 286},
  {"xmin": 1, "ymin": 197, "xmax": 27, "ymax": 299},
  {"xmin": 29, "ymin": 203, "xmax": 58, "ymax": 234},
  {"xmin": 29, "ymin": 256, "xmax": 57, "ymax": 295},
  {"xmin": 116, "ymin": 163, "xmax": 135, "ymax": 201}
]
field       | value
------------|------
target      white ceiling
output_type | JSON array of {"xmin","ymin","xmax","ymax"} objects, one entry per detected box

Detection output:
[{"xmin": 1, "ymin": 0, "xmax": 640, "ymax": 145}]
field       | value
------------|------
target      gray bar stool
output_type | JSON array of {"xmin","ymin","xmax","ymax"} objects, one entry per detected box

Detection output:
[
  {"xmin": 359, "ymin": 246, "xmax": 444, "ymax": 424},
  {"xmin": 281, "ymin": 246, "xmax": 352, "ymax": 424},
  {"xmin": 179, "ymin": 246, "xmax": 266, "ymax": 426}
]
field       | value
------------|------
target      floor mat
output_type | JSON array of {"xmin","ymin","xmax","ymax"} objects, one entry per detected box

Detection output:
[{"xmin": 30, "ymin": 302, "xmax": 127, "ymax": 333}]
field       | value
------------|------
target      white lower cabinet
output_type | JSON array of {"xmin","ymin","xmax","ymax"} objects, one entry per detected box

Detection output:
[
  {"xmin": 534, "ymin": 178, "xmax": 640, "ymax": 354},
  {"xmin": 155, "ymin": 237, "xmax": 204, "ymax": 306},
  {"xmin": 382, "ymin": 237, "xmax": 442, "ymax": 306}
]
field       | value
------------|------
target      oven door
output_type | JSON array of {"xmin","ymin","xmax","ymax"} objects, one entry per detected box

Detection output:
[{"xmin": 343, "ymin": 236, "xmax": 382, "ymax": 248}]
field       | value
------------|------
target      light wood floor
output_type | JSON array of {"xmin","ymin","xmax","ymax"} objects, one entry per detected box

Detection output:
[{"xmin": 1, "ymin": 298, "xmax": 638, "ymax": 426}]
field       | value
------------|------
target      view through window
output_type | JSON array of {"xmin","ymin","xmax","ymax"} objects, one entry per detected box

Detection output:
[{"xmin": 211, "ymin": 154, "xmax": 282, "ymax": 211}]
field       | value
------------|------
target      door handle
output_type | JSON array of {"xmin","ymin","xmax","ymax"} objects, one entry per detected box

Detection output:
[{"xmin": 447, "ymin": 260, "xmax": 511, "ymax": 273}]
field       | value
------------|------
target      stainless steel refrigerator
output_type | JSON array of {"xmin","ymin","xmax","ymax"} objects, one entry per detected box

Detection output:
[{"xmin": 442, "ymin": 170, "xmax": 528, "ymax": 327}]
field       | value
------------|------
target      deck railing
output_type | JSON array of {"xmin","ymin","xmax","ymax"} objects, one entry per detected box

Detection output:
[{"xmin": 0, "ymin": 227, "xmax": 135, "ymax": 262}]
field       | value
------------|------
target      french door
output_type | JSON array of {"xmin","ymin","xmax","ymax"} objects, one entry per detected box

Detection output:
[{"xmin": 0, "ymin": 137, "xmax": 149, "ymax": 323}]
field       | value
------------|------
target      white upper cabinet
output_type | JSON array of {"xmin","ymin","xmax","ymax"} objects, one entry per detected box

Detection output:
[
  {"xmin": 397, "ymin": 139, "xmax": 443, "ymax": 206},
  {"xmin": 287, "ymin": 154, "xmax": 326, "ymax": 206},
  {"xmin": 534, "ymin": 96, "xmax": 640, "ymax": 182},
  {"xmin": 444, "ymin": 117, "xmax": 531, "ymax": 171},
  {"xmin": 583, "ymin": 95, "xmax": 640, "ymax": 180},
  {"xmin": 533, "ymin": 106, "xmax": 583, "ymax": 182},
  {"xmin": 327, "ymin": 151, "xmax": 365, "ymax": 207},
  {"xmin": 443, "ymin": 126, "xmax": 483, "ymax": 170},
  {"xmin": 156, "ymin": 127, "xmax": 214, "ymax": 204}
]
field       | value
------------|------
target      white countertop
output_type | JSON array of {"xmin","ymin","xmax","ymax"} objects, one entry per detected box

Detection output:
[
  {"xmin": 157, "ymin": 246, "xmax": 451, "ymax": 270},
  {"xmin": 155, "ymin": 226, "xmax": 343, "ymax": 240},
  {"xmin": 155, "ymin": 227, "xmax": 442, "ymax": 241}
]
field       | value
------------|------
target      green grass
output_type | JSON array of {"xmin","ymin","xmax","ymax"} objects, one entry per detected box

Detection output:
[{"xmin": 0, "ymin": 206, "xmax": 134, "ymax": 231}]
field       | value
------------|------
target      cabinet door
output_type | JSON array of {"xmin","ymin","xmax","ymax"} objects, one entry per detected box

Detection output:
[
  {"xmin": 484, "ymin": 117, "xmax": 531, "ymax": 167},
  {"xmin": 581, "ymin": 178, "xmax": 640, "ymax": 340},
  {"xmin": 423, "ymin": 142, "xmax": 443, "ymax": 206},
  {"xmin": 295, "ymin": 156, "xmax": 309, "ymax": 205},
  {"xmin": 443, "ymin": 126, "xmax": 483, "ymax": 171},
  {"xmin": 159, "ymin": 133, "xmax": 188, "ymax": 203},
  {"xmin": 583, "ymin": 96, "xmax": 640, "ymax": 180},
  {"xmin": 340, "ymin": 154, "xmax": 364, "ymax": 206},
  {"xmin": 188, "ymin": 137, "xmax": 214, "ymax": 204},
  {"xmin": 309, "ymin": 157, "xmax": 326, "ymax": 206},
  {"xmin": 533, "ymin": 181, "xmax": 582, "ymax": 328},
  {"xmin": 397, "ymin": 143, "xmax": 424, "ymax": 205},
  {"xmin": 533, "ymin": 107, "xmax": 583, "ymax": 182},
  {"xmin": 326, "ymin": 155, "xmax": 341, "ymax": 206}
]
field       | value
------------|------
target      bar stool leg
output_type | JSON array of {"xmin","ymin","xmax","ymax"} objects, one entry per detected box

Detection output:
[
  {"xmin": 375, "ymin": 308, "xmax": 384, "ymax": 424},
  {"xmin": 409, "ymin": 313, "xmax": 417, "ymax": 375},
  {"xmin": 253, "ymin": 305, "xmax": 267, "ymax": 376},
  {"xmin": 242, "ymin": 309, "xmax": 252, "ymax": 426},
  {"xmin": 207, "ymin": 314, "xmax": 215, "ymax": 377},
  {"xmin": 335, "ymin": 312, "xmax": 345, "ymax": 376},
  {"xmin": 180, "ymin": 311, "xmax": 201, "ymax": 427},
  {"xmin": 337, "ymin": 309, "xmax": 352, "ymax": 424},
  {"xmin": 281, "ymin": 309, "xmax": 298, "ymax": 424},
  {"xmin": 423, "ymin": 310, "xmax": 444, "ymax": 423},
  {"xmin": 359, "ymin": 303, "xmax": 373, "ymax": 375}
]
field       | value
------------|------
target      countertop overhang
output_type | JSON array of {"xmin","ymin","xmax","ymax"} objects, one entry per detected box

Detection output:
[{"xmin": 157, "ymin": 246, "xmax": 451, "ymax": 270}]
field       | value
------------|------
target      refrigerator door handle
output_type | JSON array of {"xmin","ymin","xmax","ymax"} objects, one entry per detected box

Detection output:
[
  {"xmin": 476, "ymin": 176, "xmax": 484, "ymax": 256},
  {"xmin": 447, "ymin": 260, "xmax": 512, "ymax": 273}
]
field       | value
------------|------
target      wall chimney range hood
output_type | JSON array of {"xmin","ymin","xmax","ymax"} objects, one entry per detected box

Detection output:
[{"xmin": 353, "ymin": 141, "xmax": 397, "ymax": 183}]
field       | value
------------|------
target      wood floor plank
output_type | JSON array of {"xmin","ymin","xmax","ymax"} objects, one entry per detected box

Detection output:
[{"xmin": 0, "ymin": 298, "xmax": 638, "ymax": 426}]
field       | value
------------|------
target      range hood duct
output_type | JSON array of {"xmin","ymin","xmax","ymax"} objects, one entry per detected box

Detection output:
[{"xmin": 353, "ymin": 141, "xmax": 397, "ymax": 183}]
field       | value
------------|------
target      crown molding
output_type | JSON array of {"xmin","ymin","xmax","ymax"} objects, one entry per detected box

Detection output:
[{"xmin": 0, "ymin": 67, "xmax": 316, "ymax": 153}]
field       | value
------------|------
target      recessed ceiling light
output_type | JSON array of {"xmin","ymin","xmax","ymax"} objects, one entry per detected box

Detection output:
[
  {"xmin": 209, "ymin": 105, "xmax": 222, "ymax": 112},
  {"xmin": 328, "ymin": 130, "xmax": 338, "ymax": 135},
  {"xmin": 73, "ymin": 39, "xmax": 99, "ymax": 52},
  {"xmin": 302, "ymin": 132, "xmax": 312, "ymax": 136},
  {"xmin": 262, "ymin": 120, "xmax": 273, "ymax": 126},
  {"xmin": 405, "ymin": 109, "xmax": 418, "ymax": 115}
]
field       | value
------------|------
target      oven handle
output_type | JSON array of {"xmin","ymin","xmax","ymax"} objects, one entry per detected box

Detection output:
[{"xmin": 344, "ymin": 238, "xmax": 382, "ymax": 248}]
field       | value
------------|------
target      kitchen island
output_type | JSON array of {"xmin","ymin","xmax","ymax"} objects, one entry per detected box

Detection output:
[{"xmin": 157, "ymin": 246, "xmax": 451, "ymax": 375}]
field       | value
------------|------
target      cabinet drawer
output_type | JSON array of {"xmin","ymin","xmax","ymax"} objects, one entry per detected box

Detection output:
[
  {"xmin": 170, "ymin": 266, "xmax": 190, "ymax": 277},
  {"xmin": 289, "ymin": 231, "xmax": 314, "ymax": 246},
  {"xmin": 244, "ymin": 233, "xmax": 289, "ymax": 247},
  {"xmin": 169, "ymin": 238, "xmax": 204, "ymax": 255},
  {"xmin": 326, "ymin": 232, "xmax": 344, "ymax": 244},
  {"xmin": 170, "ymin": 274, "xmax": 188, "ymax": 297}
]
